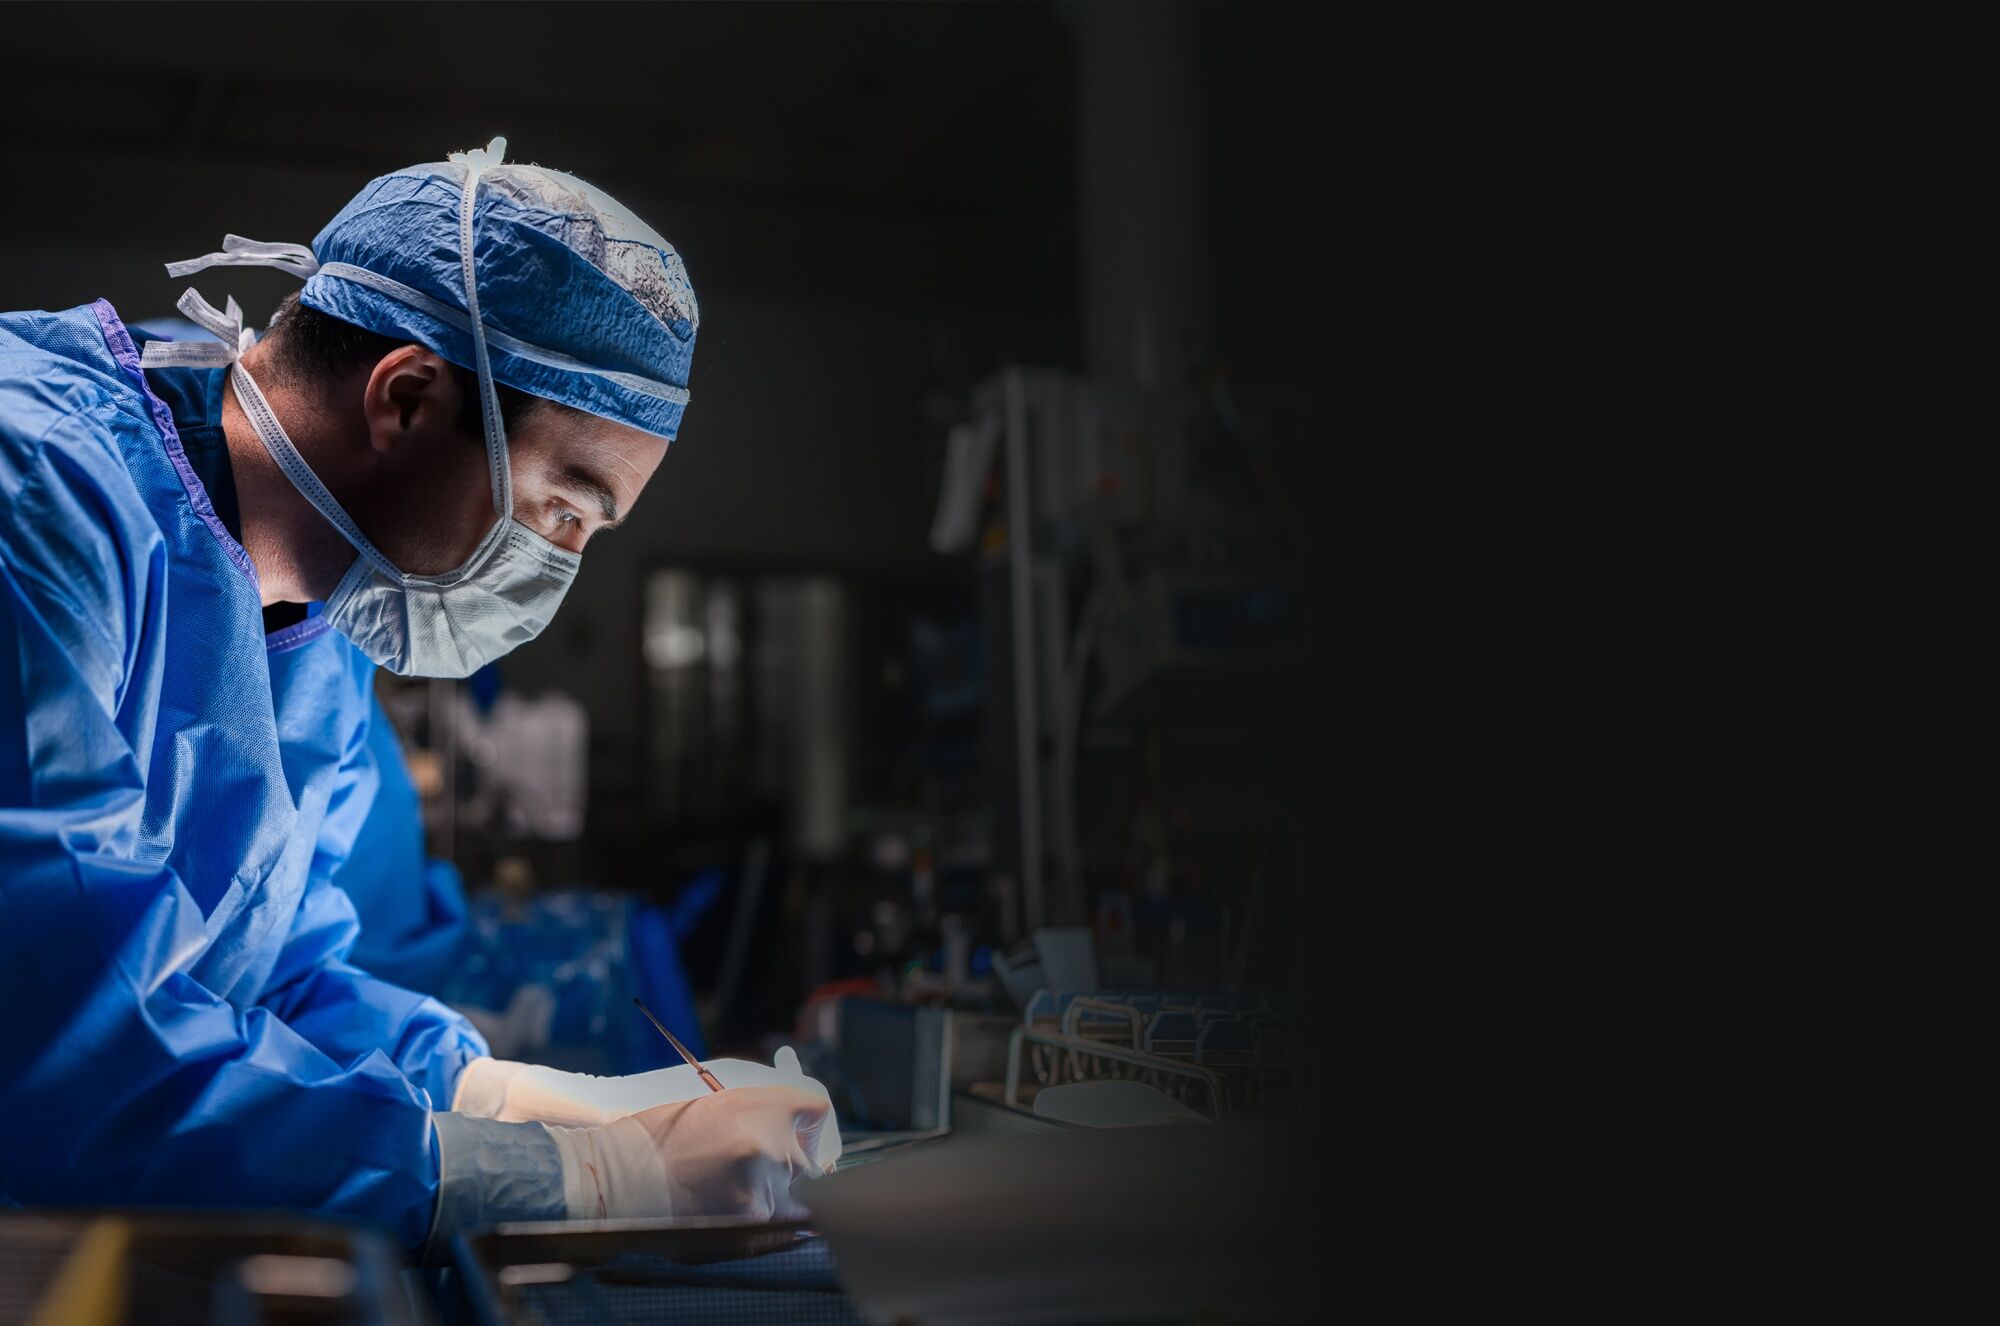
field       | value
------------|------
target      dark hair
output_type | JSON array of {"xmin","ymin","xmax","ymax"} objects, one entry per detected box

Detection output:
[{"xmin": 263, "ymin": 291, "xmax": 544, "ymax": 434}]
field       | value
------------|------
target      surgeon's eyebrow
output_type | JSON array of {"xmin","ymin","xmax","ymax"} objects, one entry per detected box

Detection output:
[{"xmin": 560, "ymin": 462, "xmax": 623, "ymax": 529}]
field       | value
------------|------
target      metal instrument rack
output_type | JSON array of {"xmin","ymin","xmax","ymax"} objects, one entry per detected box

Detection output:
[{"xmin": 1003, "ymin": 990, "xmax": 1298, "ymax": 1121}]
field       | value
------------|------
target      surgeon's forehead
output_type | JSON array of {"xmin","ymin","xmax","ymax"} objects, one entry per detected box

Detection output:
[{"xmin": 527, "ymin": 409, "xmax": 667, "ymax": 487}]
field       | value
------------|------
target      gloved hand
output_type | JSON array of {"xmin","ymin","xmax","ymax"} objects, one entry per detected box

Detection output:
[
  {"xmin": 545, "ymin": 1085, "xmax": 831, "ymax": 1221},
  {"xmin": 453, "ymin": 1046, "xmax": 843, "ymax": 1169}
]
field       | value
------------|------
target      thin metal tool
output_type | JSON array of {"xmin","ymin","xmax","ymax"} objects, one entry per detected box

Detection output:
[{"xmin": 633, "ymin": 997, "xmax": 725, "ymax": 1093}]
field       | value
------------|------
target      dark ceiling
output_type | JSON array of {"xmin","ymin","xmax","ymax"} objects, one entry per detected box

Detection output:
[{"xmin": 0, "ymin": 2, "xmax": 1077, "ymax": 341}]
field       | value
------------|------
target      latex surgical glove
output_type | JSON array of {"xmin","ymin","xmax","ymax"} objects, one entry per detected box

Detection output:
[
  {"xmin": 545, "ymin": 1085, "xmax": 831, "ymax": 1221},
  {"xmin": 453, "ymin": 1047, "xmax": 843, "ymax": 1168}
]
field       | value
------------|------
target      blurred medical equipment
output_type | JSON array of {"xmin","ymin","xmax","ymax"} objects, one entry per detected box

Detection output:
[
  {"xmin": 1031, "ymin": 925, "xmax": 1100, "ymax": 994},
  {"xmin": 441, "ymin": 885, "xmax": 713, "ymax": 1075},
  {"xmin": 449, "ymin": 1217, "xmax": 845, "ymax": 1326},
  {"xmin": 936, "ymin": 368, "xmax": 1299, "ymax": 977},
  {"xmin": 1003, "ymin": 989, "xmax": 1299, "ymax": 1122},
  {"xmin": 457, "ymin": 985, "xmax": 558, "ymax": 1063},
  {"xmin": 477, "ymin": 691, "xmax": 589, "ymax": 839},
  {"xmin": 0, "ymin": 1210, "xmax": 415, "ymax": 1326},
  {"xmin": 815, "ymin": 997, "xmax": 955, "ymax": 1135},
  {"xmin": 336, "ymin": 691, "xmax": 473, "ymax": 996}
]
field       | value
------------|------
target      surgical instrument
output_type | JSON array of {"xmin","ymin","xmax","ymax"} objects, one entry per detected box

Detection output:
[{"xmin": 633, "ymin": 997, "xmax": 725, "ymax": 1093}]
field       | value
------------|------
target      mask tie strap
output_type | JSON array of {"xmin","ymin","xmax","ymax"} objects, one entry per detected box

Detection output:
[
  {"xmin": 140, "ymin": 234, "xmax": 317, "ymax": 367},
  {"xmin": 165, "ymin": 234, "xmax": 320, "ymax": 281},
  {"xmin": 137, "ymin": 288, "xmax": 255, "ymax": 369}
]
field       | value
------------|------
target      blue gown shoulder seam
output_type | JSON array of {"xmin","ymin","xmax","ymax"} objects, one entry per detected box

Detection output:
[{"xmin": 88, "ymin": 300, "xmax": 262, "ymax": 592}]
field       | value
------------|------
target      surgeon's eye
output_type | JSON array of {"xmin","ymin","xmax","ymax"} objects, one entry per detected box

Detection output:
[{"xmin": 552, "ymin": 506, "xmax": 583, "ymax": 529}]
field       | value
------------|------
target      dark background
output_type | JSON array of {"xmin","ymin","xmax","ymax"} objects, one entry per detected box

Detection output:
[{"xmin": 0, "ymin": 1, "xmax": 1322, "ymax": 1035}]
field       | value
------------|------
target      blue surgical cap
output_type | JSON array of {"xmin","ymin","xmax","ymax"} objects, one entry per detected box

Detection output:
[{"xmin": 299, "ymin": 155, "xmax": 696, "ymax": 440}]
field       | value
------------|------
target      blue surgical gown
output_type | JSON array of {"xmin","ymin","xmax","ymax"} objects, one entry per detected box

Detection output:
[{"xmin": 0, "ymin": 301, "xmax": 490, "ymax": 1248}]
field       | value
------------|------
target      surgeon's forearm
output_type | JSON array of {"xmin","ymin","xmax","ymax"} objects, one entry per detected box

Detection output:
[
  {"xmin": 451, "ymin": 1057, "xmax": 625, "ymax": 1127},
  {"xmin": 260, "ymin": 953, "xmax": 490, "ymax": 1111},
  {"xmin": 450, "ymin": 1057, "xmax": 525, "ymax": 1118},
  {"xmin": 426, "ymin": 1113, "xmax": 569, "ymax": 1261}
]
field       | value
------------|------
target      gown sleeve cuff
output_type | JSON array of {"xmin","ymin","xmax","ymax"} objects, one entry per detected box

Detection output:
[{"xmin": 425, "ymin": 1112, "xmax": 566, "ymax": 1262}]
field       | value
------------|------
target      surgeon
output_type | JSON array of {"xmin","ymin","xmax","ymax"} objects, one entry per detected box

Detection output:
[{"xmin": 0, "ymin": 140, "xmax": 837, "ymax": 1253}]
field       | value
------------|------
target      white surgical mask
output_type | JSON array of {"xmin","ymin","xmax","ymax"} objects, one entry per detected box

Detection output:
[{"xmin": 142, "ymin": 140, "xmax": 580, "ymax": 677}]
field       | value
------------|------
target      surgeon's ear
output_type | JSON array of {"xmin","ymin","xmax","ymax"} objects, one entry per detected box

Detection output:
[{"xmin": 362, "ymin": 346, "xmax": 463, "ymax": 452}]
